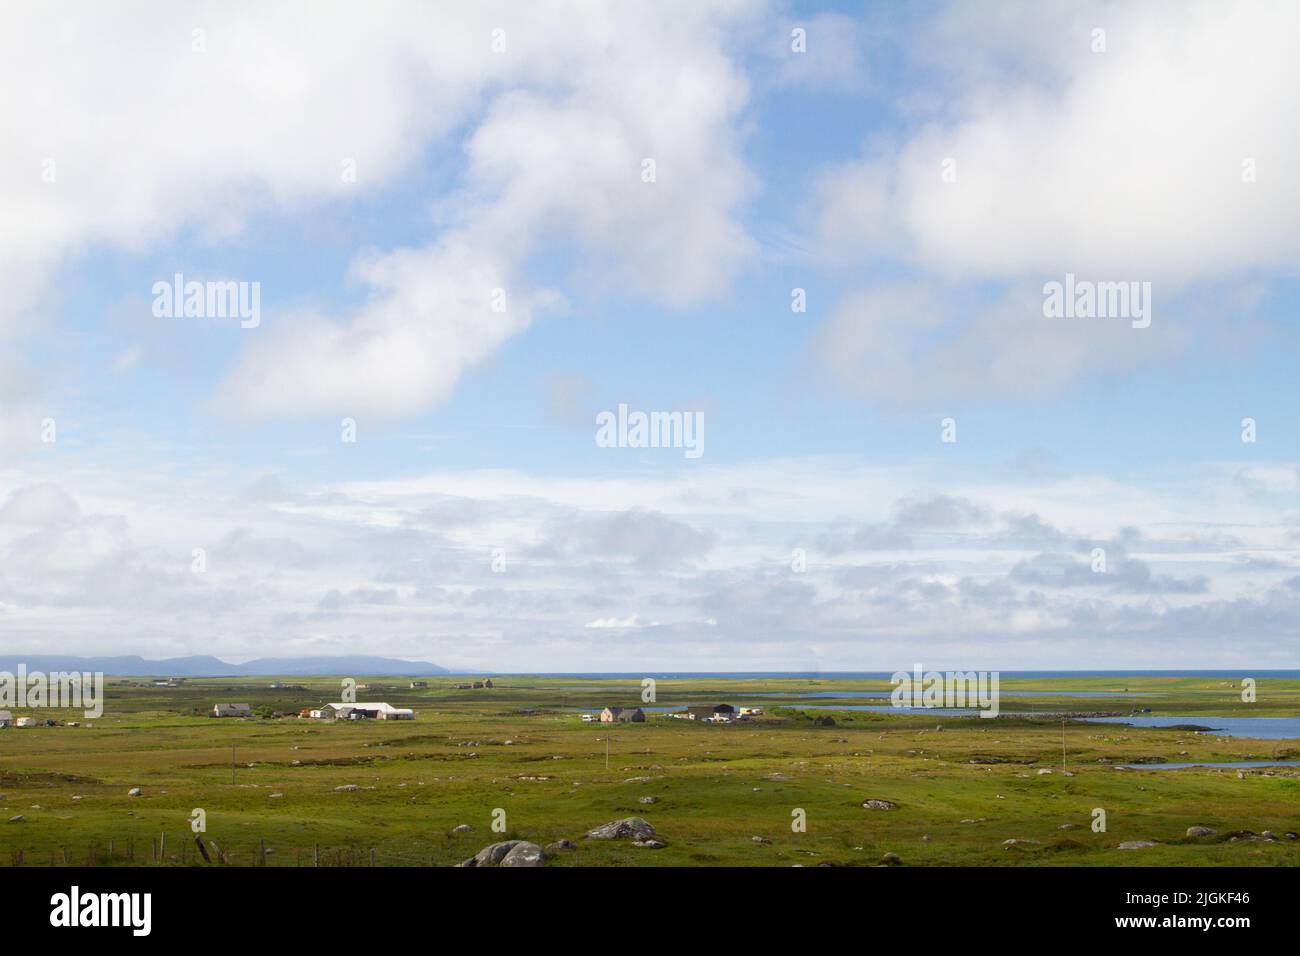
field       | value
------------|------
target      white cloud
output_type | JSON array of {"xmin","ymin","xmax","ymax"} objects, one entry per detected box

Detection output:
[
  {"xmin": 3, "ymin": 1, "xmax": 762, "ymax": 419},
  {"xmin": 811, "ymin": 1, "xmax": 1300, "ymax": 401},
  {"xmin": 2, "ymin": 454, "xmax": 1297, "ymax": 668},
  {"xmin": 823, "ymin": 1, "xmax": 1300, "ymax": 281}
]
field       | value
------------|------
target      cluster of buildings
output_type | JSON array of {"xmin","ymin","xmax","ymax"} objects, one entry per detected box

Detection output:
[
  {"xmin": 582, "ymin": 703, "xmax": 764, "ymax": 724},
  {"xmin": 304, "ymin": 702, "xmax": 414, "ymax": 720},
  {"xmin": 211, "ymin": 701, "xmax": 416, "ymax": 720},
  {"xmin": 0, "ymin": 711, "xmax": 70, "ymax": 728},
  {"xmin": 451, "ymin": 679, "xmax": 494, "ymax": 689}
]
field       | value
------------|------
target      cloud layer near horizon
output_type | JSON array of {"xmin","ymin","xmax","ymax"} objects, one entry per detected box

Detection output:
[{"xmin": 2, "ymin": 456, "xmax": 1297, "ymax": 669}]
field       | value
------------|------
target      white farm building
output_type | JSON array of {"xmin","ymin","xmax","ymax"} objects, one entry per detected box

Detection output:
[{"xmin": 311, "ymin": 702, "xmax": 415, "ymax": 721}]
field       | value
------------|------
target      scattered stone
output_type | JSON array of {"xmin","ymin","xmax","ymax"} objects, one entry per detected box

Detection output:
[
  {"xmin": 1058, "ymin": 823, "xmax": 1078, "ymax": 830},
  {"xmin": 1036, "ymin": 768, "xmax": 1053, "ymax": 775},
  {"xmin": 751, "ymin": 835, "xmax": 771, "ymax": 844},
  {"xmin": 451, "ymin": 824, "xmax": 473, "ymax": 834},
  {"xmin": 8, "ymin": 815, "xmax": 22, "ymax": 822},
  {"xmin": 547, "ymin": 839, "xmax": 577, "ymax": 850},
  {"xmin": 269, "ymin": 793, "xmax": 283, "ymax": 799},
  {"xmin": 880, "ymin": 852, "xmax": 902, "ymax": 866},
  {"xmin": 633, "ymin": 839, "xmax": 667, "ymax": 849},
  {"xmin": 1002, "ymin": 839, "xmax": 1040, "ymax": 847},
  {"xmin": 127, "ymin": 787, "xmax": 142, "ymax": 797},
  {"xmin": 585, "ymin": 817, "xmax": 657, "ymax": 841},
  {"xmin": 638, "ymin": 796, "xmax": 657, "ymax": 804},
  {"xmin": 461, "ymin": 840, "xmax": 522, "ymax": 867},
  {"xmin": 499, "ymin": 842, "xmax": 545, "ymax": 866},
  {"xmin": 862, "ymin": 799, "xmax": 898, "ymax": 810},
  {"xmin": 1117, "ymin": 841, "xmax": 1159, "ymax": 849},
  {"xmin": 334, "ymin": 784, "xmax": 360, "ymax": 792},
  {"xmin": 1186, "ymin": 825, "xmax": 1215, "ymax": 838}
]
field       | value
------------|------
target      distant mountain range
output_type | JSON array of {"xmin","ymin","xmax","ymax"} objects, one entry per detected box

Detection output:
[{"xmin": 0, "ymin": 655, "xmax": 451, "ymax": 677}]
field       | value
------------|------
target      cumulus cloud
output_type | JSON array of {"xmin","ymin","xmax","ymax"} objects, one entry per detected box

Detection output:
[
  {"xmin": 811, "ymin": 0, "xmax": 1300, "ymax": 402},
  {"xmin": 4, "ymin": 1, "xmax": 761, "ymax": 419}
]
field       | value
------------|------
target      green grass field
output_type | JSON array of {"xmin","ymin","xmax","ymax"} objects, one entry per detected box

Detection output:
[{"xmin": 2, "ymin": 675, "xmax": 1298, "ymax": 866}]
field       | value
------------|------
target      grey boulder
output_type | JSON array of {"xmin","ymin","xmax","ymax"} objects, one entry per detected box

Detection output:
[{"xmin": 584, "ymin": 817, "xmax": 657, "ymax": 841}]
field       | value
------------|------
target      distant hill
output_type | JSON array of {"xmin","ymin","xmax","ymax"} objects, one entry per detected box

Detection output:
[{"xmin": 0, "ymin": 654, "xmax": 450, "ymax": 677}]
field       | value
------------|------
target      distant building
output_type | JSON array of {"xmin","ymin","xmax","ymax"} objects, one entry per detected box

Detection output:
[
  {"xmin": 0, "ymin": 710, "xmax": 12, "ymax": 728},
  {"xmin": 484, "ymin": 679, "xmax": 494, "ymax": 688},
  {"xmin": 312, "ymin": 702, "xmax": 414, "ymax": 721},
  {"xmin": 600, "ymin": 706, "xmax": 646, "ymax": 723},
  {"xmin": 409, "ymin": 681, "xmax": 428, "ymax": 689},
  {"xmin": 15, "ymin": 717, "xmax": 38, "ymax": 728},
  {"xmin": 739, "ymin": 706, "xmax": 763, "ymax": 716},
  {"xmin": 472, "ymin": 681, "xmax": 484, "ymax": 689},
  {"xmin": 685, "ymin": 704, "xmax": 734, "ymax": 720},
  {"xmin": 453, "ymin": 683, "xmax": 473, "ymax": 690},
  {"xmin": 212, "ymin": 703, "xmax": 253, "ymax": 718}
]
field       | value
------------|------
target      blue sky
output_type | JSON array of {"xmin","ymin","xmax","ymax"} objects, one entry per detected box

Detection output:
[{"xmin": 2, "ymin": 1, "xmax": 1299, "ymax": 669}]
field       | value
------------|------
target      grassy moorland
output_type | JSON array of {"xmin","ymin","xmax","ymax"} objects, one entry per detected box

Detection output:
[{"xmin": 1, "ymin": 675, "xmax": 1298, "ymax": 867}]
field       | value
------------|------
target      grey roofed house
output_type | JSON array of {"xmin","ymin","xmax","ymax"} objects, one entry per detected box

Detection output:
[
  {"xmin": 212, "ymin": 703, "xmax": 253, "ymax": 717},
  {"xmin": 600, "ymin": 706, "xmax": 645, "ymax": 723},
  {"xmin": 0, "ymin": 710, "xmax": 12, "ymax": 728}
]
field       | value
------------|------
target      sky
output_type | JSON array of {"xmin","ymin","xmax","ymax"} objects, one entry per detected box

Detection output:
[{"xmin": 2, "ymin": 0, "xmax": 1299, "ymax": 670}]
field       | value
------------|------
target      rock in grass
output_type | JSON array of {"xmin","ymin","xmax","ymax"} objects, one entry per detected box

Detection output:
[
  {"xmin": 127, "ymin": 787, "xmax": 142, "ymax": 797},
  {"xmin": 547, "ymin": 839, "xmax": 577, "ymax": 850},
  {"xmin": 451, "ymin": 824, "xmax": 473, "ymax": 834},
  {"xmin": 585, "ymin": 817, "xmax": 657, "ymax": 841},
  {"xmin": 862, "ymin": 799, "xmax": 897, "ymax": 810},
  {"xmin": 334, "ymin": 784, "xmax": 360, "ymax": 792},
  {"xmin": 7, "ymin": 815, "xmax": 22, "ymax": 822},
  {"xmin": 499, "ymin": 842, "xmax": 545, "ymax": 866},
  {"xmin": 457, "ymin": 840, "xmax": 522, "ymax": 867},
  {"xmin": 638, "ymin": 796, "xmax": 657, "ymax": 804},
  {"xmin": 1117, "ymin": 840, "xmax": 1159, "ymax": 849},
  {"xmin": 1186, "ymin": 826, "xmax": 1215, "ymax": 837},
  {"xmin": 752, "ymin": 835, "xmax": 771, "ymax": 844},
  {"xmin": 633, "ymin": 839, "xmax": 666, "ymax": 849},
  {"xmin": 1002, "ymin": 838, "xmax": 1040, "ymax": 847},
  {"xmin": 880, "ymin": 852, "xmax": 902, "ymax": 866}
]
